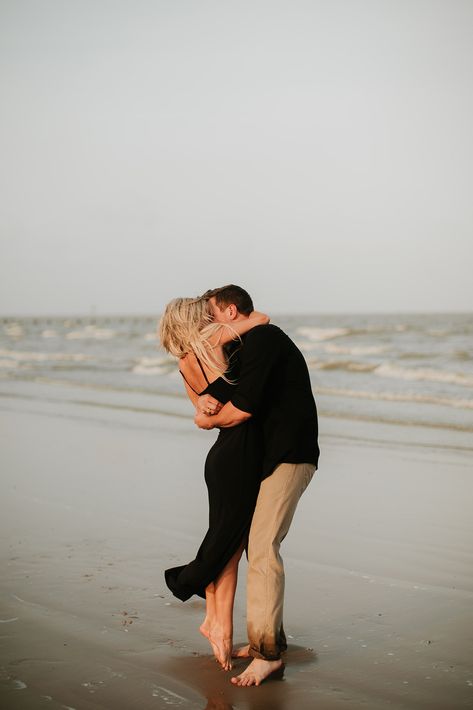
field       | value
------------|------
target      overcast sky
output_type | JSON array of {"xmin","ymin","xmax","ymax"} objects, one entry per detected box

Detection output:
[{"xmin": 1, "ymin": 0, "xmax": 472, "ymax": 316}]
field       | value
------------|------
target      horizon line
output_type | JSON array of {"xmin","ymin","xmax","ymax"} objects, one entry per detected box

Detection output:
[{"xmin": 1, "ymin": 308, "xmax": 472, "ymax": 320}]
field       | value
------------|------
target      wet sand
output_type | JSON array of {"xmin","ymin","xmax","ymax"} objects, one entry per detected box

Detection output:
[{"xmin": 1, "ymin": 381, "xmax": 473, "ymax": 709}]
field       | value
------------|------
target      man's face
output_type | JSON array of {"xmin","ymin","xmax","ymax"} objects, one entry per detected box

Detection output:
[{"xmin": 209, "ymin": 297, "xmax": 232, "ymax": 323}]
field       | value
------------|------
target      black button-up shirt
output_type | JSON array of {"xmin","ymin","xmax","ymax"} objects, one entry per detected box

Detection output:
[{"xmin": 212, "ymin": 324, "xmax": 319, "ymax": 480}]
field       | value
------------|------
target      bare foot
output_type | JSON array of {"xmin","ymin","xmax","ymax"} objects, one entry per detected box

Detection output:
[
  {"xmin": 200, "ymin": 620, "xmax": 220, "ymax": 663},
  {"xmin": 199, "ymin": 619, "xmax": 211, "ymax": 639},
  {"xmin": 200, "ymin": 621, "xmax": 233, "ymax": 670},
  {"xmin": 232, "ymin": 644, "xmax": 251, "ymax": 658},
  {"xmin": 230, "ymin": 658, "xmax": 284, "ymax": 686},
  {"xmin": 209, "ymin": 632, "xmax": 233, "ymax": 671}
]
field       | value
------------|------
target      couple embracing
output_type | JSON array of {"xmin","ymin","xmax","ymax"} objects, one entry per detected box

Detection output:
[{"xmin": 159, "ymin": 285, "xmax": 319, "ymax": 687}]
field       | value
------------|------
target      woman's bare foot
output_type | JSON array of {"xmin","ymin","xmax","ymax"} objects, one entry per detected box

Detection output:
[
  {"xmin": 230, "ymin": 658, "xmax": 284, "ymax": 686},
  {"xmin": 209, "ymin": 632, "xmax": 233, "ymax": 671},
  {"xmin": 199, "ymin": 618, "xmax": 211, "ymax": 639},
  {"xmin": 200, "ymin": 620, "xmax": 220, "ymax": 663},
  {"xmin": 200, "ymin": 621, "xmax": 220, "ymax": 664},
  {"xmin": 232, "ymin": 643, "xmax": 251, "ymax": 658},
  {"xmin": 200, "ymin": 620, "xmax": 233, "ymax": 670}
]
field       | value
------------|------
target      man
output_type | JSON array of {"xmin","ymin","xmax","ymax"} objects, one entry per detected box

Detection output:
[{"xmin": 195, "ymin": 285, "xmax": 319, "ymax": 686}]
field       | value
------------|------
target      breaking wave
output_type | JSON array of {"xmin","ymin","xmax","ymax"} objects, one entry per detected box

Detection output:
[
  {"xmin": 307, "ymin": 359, "xmax": 377, "ymax": 373},
  {"xmin": 323, "ymin": 343, "xmax": 388, "ymax": 356},
  {"xmin": 375, "ymin": 364, "xmax": 473, "ymax": 388},
  {"xmin": 65, "ymin": 325, "xmax": 116, "ymax": 340},
  {"xmin": 0, "ymin": 348, "xmax": 91, "ymax": 363},
  {"xmin": 306, "ymin": 357, "xmax": 473, "ymax": 388},
  {"xmin": 296, "ymin": 327, "xmax": 351, "ymax": 341},
  {"xmin": 317, "ymin": 386, "xmax": 473, "ymax": 410},
  {"xmin": 132, "ymin": 356, "xmax": 175, "ymax": 375}
]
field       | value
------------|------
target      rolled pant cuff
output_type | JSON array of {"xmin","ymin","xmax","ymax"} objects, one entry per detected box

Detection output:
[{"xmin": 248, "ymin": 646, "xmax": 283, "ymax": 662}]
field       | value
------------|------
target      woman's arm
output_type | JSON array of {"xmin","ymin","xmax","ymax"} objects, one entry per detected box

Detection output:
[
  {"xmin": 206, "ymin": 311, "xmax": 270, "ymax": 347},
  {"xmin": 180, "ymin": 356, "xmax": 223, "ymax": 413},
  {"xmin": 181, "ymin": 376, "xmax": 199, "ymax": 407}
]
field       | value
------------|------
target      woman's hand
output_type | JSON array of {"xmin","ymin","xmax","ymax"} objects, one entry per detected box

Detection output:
[{"xmin": 196, "ymin": 394, "xmax": 222, "ymax": 416}]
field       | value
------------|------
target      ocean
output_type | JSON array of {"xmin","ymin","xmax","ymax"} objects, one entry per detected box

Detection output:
[{"xmin": 1, "ymin": 312, "xmax": 472, "ymax": 438}]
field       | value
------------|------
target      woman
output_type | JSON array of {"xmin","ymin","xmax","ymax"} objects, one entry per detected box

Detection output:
[{"xmin": 159, "ymin": 296, "xmax": 268, "ymax": 670}]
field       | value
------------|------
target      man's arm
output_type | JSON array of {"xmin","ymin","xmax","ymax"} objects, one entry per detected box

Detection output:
[
  {"xmin": 195, "ymin": 401, "xmax": 251, "ymax": 429},
  {"xmin": 195, "ymin": 325, "xmax": 279, "ymax": 430}
]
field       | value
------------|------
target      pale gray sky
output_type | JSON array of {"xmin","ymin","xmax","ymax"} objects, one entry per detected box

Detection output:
[{"xmin": 1, "ymin": 0, "xmax": 472, "ymax": 315}]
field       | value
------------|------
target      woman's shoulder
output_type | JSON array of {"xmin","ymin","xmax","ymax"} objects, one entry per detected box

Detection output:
[
  {"xmin": 179, "ymin": 352, "xmax": 196, "ymax": 371},
  {"xmin": 180, "ymin": 350, "xmax": 210, "ymax": 378}
]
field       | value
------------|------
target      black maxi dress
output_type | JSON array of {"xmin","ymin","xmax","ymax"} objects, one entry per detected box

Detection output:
[{"xmin": 164, "ymin": 357, "xmax": 263, "ymax": 602}]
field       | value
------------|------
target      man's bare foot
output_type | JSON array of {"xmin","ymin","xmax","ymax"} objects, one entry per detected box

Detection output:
[
  {"xmin": 230, "ymin": 658, "xmax": 284, "ymax": 686},
  {"xmin": 232, "ymin": 644, "xmax": 251, "ymax": 658}
]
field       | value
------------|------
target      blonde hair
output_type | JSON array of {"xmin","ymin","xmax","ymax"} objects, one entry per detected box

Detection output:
[{"xmin": 158, "ymin": 297, "xmax": 237, "ymax": 379}]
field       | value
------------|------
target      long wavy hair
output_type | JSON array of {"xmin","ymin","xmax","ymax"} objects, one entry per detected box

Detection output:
[{"xmin": 158, "ymin": 297, "xmax": 238, "ymax": 380}]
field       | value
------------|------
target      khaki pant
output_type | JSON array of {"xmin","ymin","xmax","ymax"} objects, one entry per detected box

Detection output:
[{"xmin": 246, "ymin": 462, "xmax": 316, "ymax": 660}]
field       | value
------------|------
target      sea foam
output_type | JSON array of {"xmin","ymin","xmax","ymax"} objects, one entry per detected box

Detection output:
[
  {"xmin": 375, "ymin": 364, "xmax": 473, "ymax": 388},
  {"xmin": 66, "ymin": 325, "xmax": 115, "ymax": 340},
  {"xmin": 307, "ymin": 358, "xmax": 376, "ymax": 373},
  {"xmin": 132, "ymin": 356, "xmax": 173, "ymax": 375},
  {"xmin": 3, "ymin": 323, "xmax": 24, "ymax": 338},
  {"xmin": 296, "ymin": 327, "xmax": 351, "ymax": 341},
  {"xmin": 0, "ymin": 348, "xmax": 91, "ymax": 362},
  {"xmin": 317, "ymin": 386, "xmax": 473, "ymax": 410},
  {"xmin": 323, "ymin": 343, "xmax": 388, "ymax": 355}
]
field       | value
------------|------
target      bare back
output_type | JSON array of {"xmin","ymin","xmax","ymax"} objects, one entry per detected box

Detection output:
[{"xmin": 179, "ymin": 346, "xmax": 225, "ymax": 399}]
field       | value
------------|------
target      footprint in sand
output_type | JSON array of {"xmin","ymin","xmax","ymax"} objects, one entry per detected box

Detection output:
[{"xmin": 111, "ymin": 610, "xmax": 139, "ymax": 629}]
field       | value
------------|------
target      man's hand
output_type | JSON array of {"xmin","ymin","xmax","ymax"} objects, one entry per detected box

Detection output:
[
  {"xmin": 195, "ymin": 411, "xmax": 215, "ymax": 430},
  {"xmin": 196, "ymin": 394, "xmax": 222, "ymax": 416}
]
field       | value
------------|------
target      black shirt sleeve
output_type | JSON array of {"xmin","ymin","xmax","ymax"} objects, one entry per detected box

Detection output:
[{"xmin": 230, "ymin": 326, "xmax": 279, "ymax": 415}]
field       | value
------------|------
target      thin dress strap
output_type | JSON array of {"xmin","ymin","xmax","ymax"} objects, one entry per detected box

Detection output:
[
  {"xmin": 179, "ymin": 369, "xmax": 200, "ymax": 395},
  {"xmin": 195, "ymin": 355, "xmax": 210, "ymax": 384},
  {"xmin": 179, "ymin": 354, "xmax": 210, "ymax": 395}
]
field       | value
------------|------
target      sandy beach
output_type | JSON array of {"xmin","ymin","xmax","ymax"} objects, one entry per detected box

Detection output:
[
  {"xmin": 2, "ymin": 0, "xmax": 473, "ymax": 703},
  {"xmin": 1, "ymin": 379, "xmax": 472, "ymax": 709}
]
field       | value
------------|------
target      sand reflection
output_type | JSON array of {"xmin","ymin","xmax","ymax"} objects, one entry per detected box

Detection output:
[{"xmin": 160, "ymin": 646, "xmax": 317, "ymax": 710}]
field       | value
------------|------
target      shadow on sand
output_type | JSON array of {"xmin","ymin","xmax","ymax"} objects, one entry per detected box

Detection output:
[{"xmin": 160, "ymin": 645, "xmax": 318, "ymax": 710}]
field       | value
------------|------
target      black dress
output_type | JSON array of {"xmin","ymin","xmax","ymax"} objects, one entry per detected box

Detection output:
[{"xmin": 164, "ymin": 357, "xmax": 263, "ymax": 601}]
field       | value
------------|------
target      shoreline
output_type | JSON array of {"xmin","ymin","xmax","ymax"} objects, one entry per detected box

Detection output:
[
  {"xmin": 2, "ymin": 376, "xmax": 473, "ymax": 443},
  {"xmin": 1, "ymin": 384, "xmax": 472, "ymax": 708}
]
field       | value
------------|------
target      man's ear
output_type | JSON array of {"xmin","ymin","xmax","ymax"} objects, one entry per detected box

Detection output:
[{"xmin": 228, "ymin": 304, "xmax": 238, "ymax": 320}]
